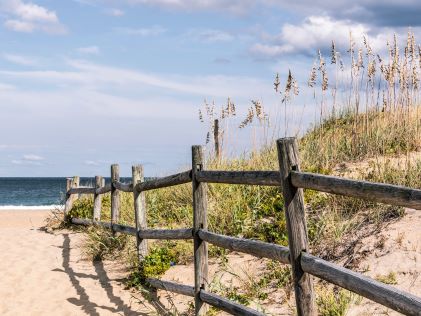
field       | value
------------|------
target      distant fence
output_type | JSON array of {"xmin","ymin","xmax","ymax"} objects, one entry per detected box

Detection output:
[{"xmin": 65, "ymin": 137, "xmax": 421, "ymax": 316}]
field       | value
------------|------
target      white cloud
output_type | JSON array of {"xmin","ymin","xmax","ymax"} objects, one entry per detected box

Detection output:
[
  {"xmin": 186, "ymin": 29, "xmax": 234, "ymax": 43},
  {"xmin": 0, "ymin": 59, "xmax": 272, "ymax": 121},
  {"xmin": 11, "ymin": 154, "xmax": 44, "ymax": 165},
  {"xmin": 80, "ymin": 0, "xmax": 256, "ymax": 15},
  {"xmin": 104, "ymin": 8, "xmax": 124, "ymax": 16},
  {"xmin": 13, "ymin": 1, "xmax": 58, "ymax": 22},
  {"xmin": 0, "ymin": 0, "xmax": 66, "ymax": 34},
  {"xmin": 0, "ymin": 82, "xmax": 15, "ymax": 90},
  {"xmin": 23, "ymin": 154, "xmax": 44, "ymax": 161},
  {"xmin": 4, "ymin": 19, "xmax": 33, "ymax": 32},
  {"xmin": 251, "ymin": 15, "xmax": 421, "ymax": 58},
  {"xmin": 3, "ymin": 53, "xmax": 38, "ymax": 66},
  {"xmin": 114, "ymin": 25, "xmax": 166, "ymax": 36},
  {"xmin": 77, "ymin": 46, "xmax": 100, "ymax": 55},
  {"xmin": 251, "ymin": 16, "xmax": 368, "ymax": 57},
  {"xmin": 84, "ymin": 160, "xmax": 99, "ymax": 166}
]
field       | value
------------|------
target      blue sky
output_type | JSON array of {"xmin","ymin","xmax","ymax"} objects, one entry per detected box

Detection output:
[{"xmin": 0, "ymin": 0, "xmax": 419, "ymax": 177}]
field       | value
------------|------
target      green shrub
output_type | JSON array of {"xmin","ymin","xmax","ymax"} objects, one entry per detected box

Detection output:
[
  {"xmin": 128, "ymin": 247, "xmax": 177, "ymax": 287},
  {"xmin": 317, "ymin": 288, "xmax": 352, "ymax": 316}
]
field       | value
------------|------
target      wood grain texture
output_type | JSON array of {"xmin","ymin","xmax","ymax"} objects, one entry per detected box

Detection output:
[
  {"xmin": 64, "ymin": 178, "xmax": 72, "ymax": 216},
  {"xmin": 138, "ymin": 228, "xmax": 193, "ymax": 240},
  {"xmin": 65, "ymin": 176, "xmax": 80, "ymax": 215},
  {"xmin": 68, "ymin": 187, "xmax": 95, "ymax": 194},
  {"xmin": 113, "ymin": 181, "xmax": 133, "ymax": 192},
  {"xmin": 146, "ymin": 278, "xmax": 194, "ymax": 297},
  {"xmin": 198, "ymin": 230, "xmax": 289, "ymax": 264},
  {"xmin": 95, "ymin": 183, "xmax": 111, "ymax": 195},
  {"xmin": 71, "ymin": 217, "xmax": 137, "ymax": 236},
  {"xmin": 134, "ymin": 170, "xmax": 192, "ymax": 192},
  {"xmin": 71, "ymin": 217, "xmax": 93, "ymax": 226},
  {"xmin": 301, "ymin": 253, "xmax": 421, "ymax": 315},
  {"xmin": 112, "ymin": 223, "xmax": 136, "ymax": 236},
  {"xmin": 71, "ymin": 218, "xmax": 112, "ymax": 230},
  {"xmin": 93, "ymin": 176, "xmax": 103, "ymax": 222},
  {"xmin": 192, "ymin": 145, "xmax": 208, "ymax": 316},
  {"xmin": 277, "ymin": 138, "xmax": 315, "ymax": 316},
  {"xmin": 292, "ymin": 171, "xmax": 421, "ymax": 210},
  {"xmin": 195, "ymin": 170, "xmax": 280, "ymax": 186},
  {"xmin": 214, "ymin": 119, "xmax": 220, "ymax": 159},
  {"xmin": 200, "ymin": 290, "xmax": 265, "ymax": 316},
  {"xmin": 132, "ymin": 165, "xmax": 148, "ymax": 261},
  {"xmin": 111, "ymin": 164, "xmax": 120, "ymax": 225}
]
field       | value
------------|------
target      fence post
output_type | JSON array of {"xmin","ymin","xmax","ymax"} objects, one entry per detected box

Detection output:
[
  {"xmin": 93, "ymin": 175, "xmax": 103, "ymax": 222},
  {"xmin": 213, "ymin": 119, "xmax": 220, "ymax": 159},
  {"xmin": 276, "ymin": 137, "xmax": 315, "ymax": 316},
  {"xmin": 111, "ymin": 164, "xmax": 120, "ymax": 227},
  {"xmin": 132, "ymin": 165, "xmax": 148, "ymax": 261},
  {"xmin": 192, "ymin": 145, "xmax": 208, "ymax": 316},
  {"xmin": 64, "ymin": 176, "xmax": 79, "ymax": 217}
]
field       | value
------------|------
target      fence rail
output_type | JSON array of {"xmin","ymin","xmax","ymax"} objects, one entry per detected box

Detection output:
[{"xmin": 65, "ymin": 137, "xmax": 421, "ymax": 316}]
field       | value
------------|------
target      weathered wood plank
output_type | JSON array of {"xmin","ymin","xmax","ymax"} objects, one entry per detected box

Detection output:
[
  {"xmin": 68, "ymin": 187, "xmax": 94, "ymax": 194},
  {"xmin": 146, "ymin": 278, "xmax": 194, "ymax": 297},
  {"xmin": 195, "ymin": 170, "xmax": 280, "ymax": 186},
  {"xmin": 71, "ymin": 217, "xmax": 112, "ymax": 229},
  {"xmin": 65, "ymin": 176, "xmax": 80, "ymax": 215},
  {"xmin": 192, "ymin": 145, "xmax": 208, "ymax": 316},
  {"xmin": 71, "ymin": 218, "xmax": 136, "ymax": 235},
  {"xmin": 112, "ymin": 223, "xmax": 136, "ymax": 236},
  {"xmin": 291, "ymin": 171, "xmax": 421, "ymax": 210},
  {"xmin": 95, "ymin": 183, "xmax": 111, "ymax": 195},
  {"xmin": 138, "ymin": 228, "xmax": 193, "ymax": 240},
  {"xmin": 200, "ymin": 290, "xmax": 265, "ymax": 316},
  {"xmin": 132, "ymin": 165, "xmax": 148, "ymax": 262},
  {"xmin": 93, "ymin": 176, "xmax": 103, "ymax": 222},
  {"xmin": 134, "ymin": 170, "xmax": 192, "ymax": 192},
  {"xmin": 71, "ymin": 217, "xmax": 93, "ymax": 226},
  {"xmin": 111, "ymin": 164, "xmax": 120, "ymax": 225},
  {"xmin": 301, "ymin": 253, "xmax": 421, "ymax": 315},
  {"xmin": 113, "ymin": 181, "xmax": 133, "ymax": 192},
  {"xmin": 198, "ymin": 230, "xmax": 289, "ymax": 264},
  {"xmin": 277, "ymin": 138, "xmax": 315, "ymax": 316},
  {"xmin": 64, "ymin": 178, "xmax": 73, "ymax": 216},
  {"xmin": 214, "ymin": 119, "xmax": 220, "ymax": 159},
  {"xmin": 71, "ymin": 216, "xmax": 192, "ymax": 240}
]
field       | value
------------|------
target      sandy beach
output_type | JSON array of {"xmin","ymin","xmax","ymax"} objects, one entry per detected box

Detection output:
[
  {"xmin": 1, "ymin": 208, "xmax": 419, "ymax": 316},
  {"xmin": 0, "ymin": 209, "xmax": 149, "ymax": 316}
]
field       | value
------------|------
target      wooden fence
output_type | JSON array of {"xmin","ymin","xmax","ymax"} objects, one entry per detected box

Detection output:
[{"xmin": 65, "ymin": 137, "xmax": 421, "ymax": 316}]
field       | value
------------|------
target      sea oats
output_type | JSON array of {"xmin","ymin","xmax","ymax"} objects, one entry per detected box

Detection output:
[
  {"xmin": 331, "ymin": 40, "xmax": 337, "ymax": 64},
  {"xmin": 357, "ymin": 48, "xmax": 364, "ymax": 71},
  {"xmin": 198, "ymin": 109, "xmax": 204, "ymax": 122},
  {"xmin": 282, "ymin": 70, "xmax": 293, "ymax": 103},
  {"xmin": 308, "ymin": 62, "xmax": 317, "ymax": 88},
  {"xmin": 239, "ymin": 106, "xmax": 254, "ymax": 129},
  {"xmin": 274, "ymin": 73, "xmax": 280, "ymax": 93},
  {"xmin": 318, "ymin": 51, "xmax": 328, "ymax": 91}
]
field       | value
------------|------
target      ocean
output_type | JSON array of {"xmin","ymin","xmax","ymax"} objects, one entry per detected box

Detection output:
[{"xmin": 0, "ymin": 177, "xmax": 131, "ymax": 209}]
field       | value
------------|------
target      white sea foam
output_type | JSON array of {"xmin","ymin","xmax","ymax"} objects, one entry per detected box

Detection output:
[{"xmin": 0, "ymin": 205, "xmax": 63, "ymax": 210}]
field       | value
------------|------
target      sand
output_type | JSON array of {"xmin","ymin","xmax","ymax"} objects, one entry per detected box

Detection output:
[
  {"xmin": 346, "ymin": 208, "xmax": 421, "ymax": 315},
  {"xmin": 0, "ymin": 209, "xmax": 153, "ymax": 316},
  {"xmin": 1, "ymin": 208, "xmax": 419, "ymax": 315}
]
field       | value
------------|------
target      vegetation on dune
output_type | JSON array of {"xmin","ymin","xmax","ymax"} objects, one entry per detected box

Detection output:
[{"xmin": 65, "ymin": 31, "xmax": 420, "ymax": 314}]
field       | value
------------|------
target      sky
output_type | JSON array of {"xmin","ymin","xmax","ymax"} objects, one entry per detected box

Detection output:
[{"xmin": 0, "ymin": 0, "xmax": 420, "ymax": 177}]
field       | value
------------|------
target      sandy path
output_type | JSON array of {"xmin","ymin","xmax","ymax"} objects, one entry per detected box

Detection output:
[{"xmin": 0, "ymin": 210, "xmax": 155, "ymax": 316}]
